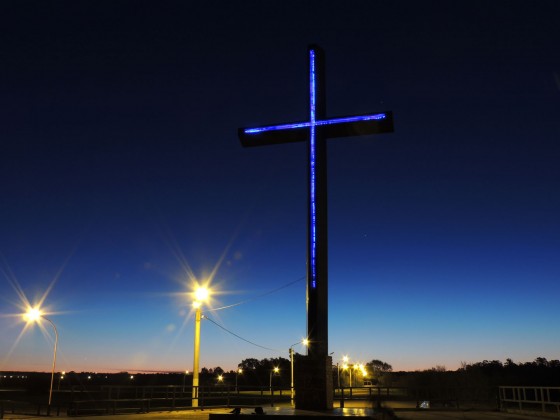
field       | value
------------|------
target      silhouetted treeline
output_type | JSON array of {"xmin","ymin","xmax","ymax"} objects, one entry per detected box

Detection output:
[
  {"xmin": 382, "ymin": 357, "xmax": 560, "ymax": 392},
  {"xmin": 236, "ymin": 357, "xmax": 291, "ymax": 387},
  {"xmin": 2, "ymin": 356, "xmax": 557, "ymax": 396},
  {"xmin": 460, "ymin": 357, "xmax": 560, "ymax": 387},
  {"xmin": 0, "ymin": 357, "xmax": 293, "ymax": 393}
]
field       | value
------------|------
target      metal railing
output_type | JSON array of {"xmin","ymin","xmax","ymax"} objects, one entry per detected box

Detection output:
[
  {"xmin": 65, "ymin": 384, "xmax": 291, "ymax": 416},
  {"xmin": 0, "ymin": 384, "xmax": 516, "ymax": 417},
  {"xmin": 336, "ymin": 386, "xmax": 409, "ymax": 408},
  {"xmin": 0, "ymin": 399, "xmax": 63, "ymax": 418},
  {"xmin": 1, "ymin": 384, "xmax": 291, "ymax": 417},
  {"xmin": 335, "ymin": 385, "xmax": 502, "ymax": 410},
  {"xmin": 499, "ymin": 386, "xmax": 560, "ymax": 415}
]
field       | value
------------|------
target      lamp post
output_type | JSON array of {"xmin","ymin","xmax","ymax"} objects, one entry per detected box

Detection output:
[
  {"xmin": 342, "ymin": 364, "xmax": 352, "ymax": 387},
  {"xmin": 24, "ymin": 308, "xmax": 58, "ymax": 412},
  {"xmin": 182, "ymin": 370, "xmax": 189, "ymax": 393},
  {"xmin": 289, "ymin": 339, "xmax": 308, "ymax": 404},
  {"xmin": 269, "ymin": 367, "xmax": 279, "ymax": 393},
  {"xmin": 58, "ymin": 371, "xmax": 65, "ymax": 391},
  {"xmin": 235, "ymin": 368, "xmax": 242, "ymax": 393},
  {"xmin": 337, "ymin": 363, "xmax": 341, "ymax": 389},
  {"xmin": 342, "ymin": 356, "xmax": 352, "ymax": 388},
  {"xmin": 356, "ymin": 364, "xmax": 366, "ymax": 386},
  {"xmin": 192, "ymin": 286, "xmax": 209, "ymax": 408}
]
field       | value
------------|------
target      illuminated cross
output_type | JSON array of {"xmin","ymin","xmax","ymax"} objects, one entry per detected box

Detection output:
[{"xmin": 239, "ymin": 45, "xmax": 394, "ymax": 358}]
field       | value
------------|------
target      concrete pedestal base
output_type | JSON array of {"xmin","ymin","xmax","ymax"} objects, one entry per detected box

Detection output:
[{"xmin": 294, "ymin": 354, "xmax": 333, "ymax": 410}]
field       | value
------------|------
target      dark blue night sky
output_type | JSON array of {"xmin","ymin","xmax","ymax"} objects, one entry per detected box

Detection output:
[{"xmin": 1, "ymin": 1, "xmax": 559, "ymax": 373}]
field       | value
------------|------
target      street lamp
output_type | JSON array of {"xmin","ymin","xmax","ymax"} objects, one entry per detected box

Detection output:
[
  {"xmin": 342, "ymin": 356, "xmax": 363, "ymax": 387},
  {"xmin": 350, "ymin": 363, "xmax": 367, "ymax": 386},
  {"xmin": 58, "ymin": 371, "xmax": 65, "ymax": 391},
  {"xmin": 182, "ymin": 370, "xmax": 189, "ymax": 393},
  {"xmin": 356, "ymin": 363, "xmax": 368, "ymax": 386},
  {"xmin": 192, "ymin": 286, "xmax": 209, "ymax": 408},
  {"xmin": 269, "ymin": 367, "xmax": 279, "ymax": 392},
  {"xmin": 289, "ymin": 339, "xmax": 308, "ymax": 403},
  {"xmin": 336, "ymin": 363, "xmax": 340, "ymax": 389},
  {"xmin": 235, "ymin": 368, "xmax": 243, "ymax": 393},
  {"xmin": 342, "ymin": 364, "xmax": 350, "ymax": 387},
  {"xmin": 24, "ymin": 307, "xmax": 58, "ymax": 412}
]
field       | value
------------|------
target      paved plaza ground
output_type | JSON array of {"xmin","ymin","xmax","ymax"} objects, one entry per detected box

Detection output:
[{"xmin": 1, "ymin": 404, "xmax": 550, "ymax": 420}]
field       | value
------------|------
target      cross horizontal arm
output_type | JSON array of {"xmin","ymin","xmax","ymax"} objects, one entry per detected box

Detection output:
[
  {"xmin": 238, "ymin": 111, "xmax": 394, "ymax": 147},
  {"xmin": 238, "ymin": 123, "xmax": 310, "ymax": 147}
]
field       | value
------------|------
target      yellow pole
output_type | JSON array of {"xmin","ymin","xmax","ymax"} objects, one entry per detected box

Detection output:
[
  {"xmin": 192, "ymin": 307, "xmax": 201, "ymax": 408},
  {"xmin": 44, "ymin": 317, "xmax": 58, "ymax": 408},
  {"xmin": 290, "ymin": 348, "xmax": 294, "ymax": 403}
]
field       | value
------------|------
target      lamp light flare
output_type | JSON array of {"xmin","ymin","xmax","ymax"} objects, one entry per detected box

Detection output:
[
  {"xmin": 194, "ymin": 287, "xmax": 209, "ymax": 302},
  {"xmin": 24, "ymin": 307, "xmax": 42, "ymax": 322}
]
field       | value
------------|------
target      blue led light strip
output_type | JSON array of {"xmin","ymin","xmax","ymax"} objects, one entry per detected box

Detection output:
[
  {"xmin": 243, "ymin": 113, "xmax": 387, "ymax": 134},
  {"xmin": 309, "ymin": 49, "xmax": 317, "ymax": 290}
]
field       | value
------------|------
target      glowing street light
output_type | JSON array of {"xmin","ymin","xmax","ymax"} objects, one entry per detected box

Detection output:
[
  {"xmin": 289, "ymin": 338, "xmax": 308, "ymax": 403},
  {"xmin": 192, "ymin": 286, "xmax": 210, "ymax": 408},
  {"xmin": 358, "ymin": 363, "xmax": 367, "ymax": 377},
  {"xmin": 194, "ymin": 287, "xmax": 209, "ymax": 302},
  {"xmin": 24, "ymin": 307, "xmax": 58, "ymax": 411}
]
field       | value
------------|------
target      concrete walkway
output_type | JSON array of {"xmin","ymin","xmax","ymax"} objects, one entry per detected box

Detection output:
[
  {"xmin": 394, "ymin": 409, "xmax": 550, "ymax": 419},
  {"xmin": 0, "ymin": 406, "xmax": 548, "ymax": 420}
]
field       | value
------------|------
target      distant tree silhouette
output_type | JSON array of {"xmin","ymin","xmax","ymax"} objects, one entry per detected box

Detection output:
[
  {"xmin": 366, "ymin": 359, "xmax": 393, "ymax": 385},
  {"xmin": 236, "ymin": 357, "xmax": 290, "ymax": 386},
  {"xmin": 239, "ymin": 358, "xmax": 260, "ymax": 371}
]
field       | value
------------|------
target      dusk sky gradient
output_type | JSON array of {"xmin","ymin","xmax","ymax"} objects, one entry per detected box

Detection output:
[{"xmin": 1, "ymin": 1, "xmax": 559, "ymax": 374}]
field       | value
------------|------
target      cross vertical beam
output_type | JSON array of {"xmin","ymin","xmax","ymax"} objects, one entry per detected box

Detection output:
[
  {"xmin": 238, "ymin": 45, "xmax": 394, "ymax": 362},
  {"xmin": 307, "ymin": 46, "xmax": 328, "ymax": 357}
]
